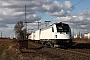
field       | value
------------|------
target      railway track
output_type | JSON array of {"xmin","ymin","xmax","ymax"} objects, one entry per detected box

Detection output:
[
  {"xmin": 63, "ymin": 49, "xmax": 90, "ymax": 60},
  {"xmin": 21, "ymin": 40, "xmax": 90, "ymax": 60},
  {"xmin": 42, "ymin": 47, "xmax": 90, "ymax": 60},
  {"xmin": 67, "ymin": 49, "xmax": 90, "ymax": 55}
]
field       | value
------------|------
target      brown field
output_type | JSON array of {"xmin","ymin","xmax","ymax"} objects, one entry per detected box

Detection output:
[
  {"xmin": 0, "ymin": 39, "xmax": 20, "ymax": 60},
  {"xmin": 73, "ymin": 38, "xmax": 90, "ymax": 43}
]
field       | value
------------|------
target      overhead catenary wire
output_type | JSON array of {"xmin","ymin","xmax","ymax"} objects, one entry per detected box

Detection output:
[
  {"xmin": 73, "ymin": 0, "xmax": 84, "ymax": 7},
  {"xmin": 54, "ymin": 0, "xmax": 84, "ymax": 6},
  {"xmin": 31, "ymin": 0, "xmax": 85, "ymax": 28},
  {"xmin": 27, "ymin": 0, "xmax": 85, "ymax": 32}
]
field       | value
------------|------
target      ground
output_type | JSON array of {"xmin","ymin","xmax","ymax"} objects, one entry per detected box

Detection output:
[{"xmin": 0, "ymin": 38, "xmax": 90, "ymax": 60}]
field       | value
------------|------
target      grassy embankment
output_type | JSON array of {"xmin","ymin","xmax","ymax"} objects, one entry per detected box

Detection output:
[
  {"xmin": 0, "ymin": 39, "xmax": 13, "ymax": 55},
  {"xmin": 0, "ymin": 39, "xmax": 20, "ymax": 60}
]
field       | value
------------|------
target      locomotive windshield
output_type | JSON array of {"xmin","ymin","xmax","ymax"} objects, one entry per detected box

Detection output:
[{"xmin": 56, "ymin": 23, "xmax": 69, "ymax": 32}]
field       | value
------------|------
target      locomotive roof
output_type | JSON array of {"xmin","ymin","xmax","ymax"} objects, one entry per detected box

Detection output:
[
  {"xmin": 54, "ymin": 22, "xmax": 68, "ymax": 25},
  {"xmin": 40, "ymin": 22, "xmax": 69, "ymax": 30}
]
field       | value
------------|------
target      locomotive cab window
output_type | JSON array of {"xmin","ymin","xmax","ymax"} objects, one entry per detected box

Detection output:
[
  {"xmin": 52, "ymin": 27, "xmax": 54, "ymax": 32},
  {"xmin": 56, "ymin": 23, "xmax": 69, "ymax": 32}
]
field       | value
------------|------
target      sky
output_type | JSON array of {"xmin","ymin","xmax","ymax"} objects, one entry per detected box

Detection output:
[{"xmin": 0, "ymin": 0, "xmax": 90, "ymax": 37}]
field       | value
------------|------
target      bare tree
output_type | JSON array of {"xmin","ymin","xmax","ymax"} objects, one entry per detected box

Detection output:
[{"xmin": 14, "ymin": 21, "xmax": 24, "ymax": 39}]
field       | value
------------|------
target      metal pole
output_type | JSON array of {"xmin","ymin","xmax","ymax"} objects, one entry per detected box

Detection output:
[
  {"xmin": 37, "ymin": 22, "xmax": 41, "ymax": 30},
  {"xmin": 73, "ymin": 28, "xmax": 74, "ymax": 38},
  {"xmin": 24, "ymin": 5, "xmax": 27, "ymax": 40},
  {"xmin": 1, "ymin": 32, "xmax": 2, "ymax": 38}
]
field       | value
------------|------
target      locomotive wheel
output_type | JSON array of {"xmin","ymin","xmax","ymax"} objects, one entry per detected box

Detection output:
[
  {"xmin": 45, "ymin": 42, "xmax": 53, "ymax": 47},
  {"xmin": 49, "ymin": 43, "xmax": 53, "ymax": 47},
  {"xmin": 53, "ymin": 44, "xmax": 59, "ymax": 48}
]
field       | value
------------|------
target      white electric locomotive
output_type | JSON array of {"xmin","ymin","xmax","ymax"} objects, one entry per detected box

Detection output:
[{"xmin": 30, "ymin": 22, "xmax": 72, "ymax": 47}]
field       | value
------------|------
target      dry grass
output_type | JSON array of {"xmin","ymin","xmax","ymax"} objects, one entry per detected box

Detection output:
[
  {"xmin": 72, "ymin": 38, "xmax": 90, "ymax": 43},
  {"xmin": 0, "ymin": 38, "xmax": 90, "ymax": 60},
  {"xmin": 0, "ymin": 39, "xmax": 21, "ymax": 60},
  {"xmin": 0, "ymin": 39, "xmax": 13, "ymax": 55}
]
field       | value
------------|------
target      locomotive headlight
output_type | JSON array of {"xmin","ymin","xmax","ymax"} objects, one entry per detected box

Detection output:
[{"xmin": 55, "ymin": 35, "xmax": 57, "ymax": 38}]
